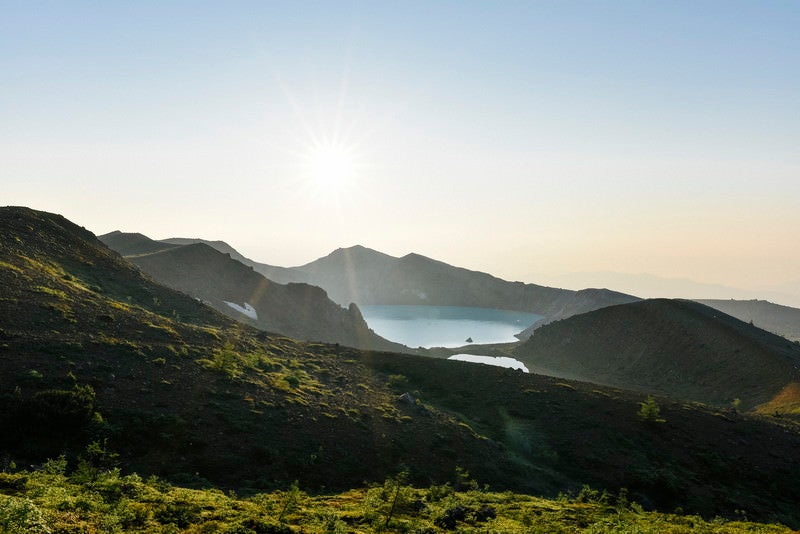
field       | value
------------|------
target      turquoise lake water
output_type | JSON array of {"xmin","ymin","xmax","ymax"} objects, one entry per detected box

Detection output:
[{"xmin": 359, "ymin": 305, "xmax": 543, "ymax": 349}]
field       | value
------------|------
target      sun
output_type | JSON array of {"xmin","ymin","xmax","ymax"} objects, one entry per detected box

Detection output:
[{"xmin": 303, "ymin": 142, "xmax": 358, "ymax": 190}]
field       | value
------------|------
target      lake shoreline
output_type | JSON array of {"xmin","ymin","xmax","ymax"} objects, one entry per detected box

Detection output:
[{"xmin": 360, "ymin": 304, "xmax": 543, "ymax": 349}]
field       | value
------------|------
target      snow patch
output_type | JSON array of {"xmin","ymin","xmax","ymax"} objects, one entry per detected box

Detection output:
[
  {"xmin": 223, "ymin": 301, "xmax": 258, "ymax": 320},
  {"xmin": 448, "ymin": 354, "xmax": 529, "ymax": 373}
]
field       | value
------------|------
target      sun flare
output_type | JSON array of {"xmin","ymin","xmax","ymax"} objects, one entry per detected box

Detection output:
[{"xmin": 304, "ymin": 142, "xmax": 358, "ymax": 189}]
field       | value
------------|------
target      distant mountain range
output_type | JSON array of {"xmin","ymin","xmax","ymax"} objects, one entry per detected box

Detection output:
[
  {"xmin": 102, "ymin": 233, "xmax": 800, "ymax": 346},
  {"xmin": 99, "ymin": 231, "xmax": 404, "ymax": 352},
  {"xmin": 537, "ymin": 270, "xmax": 800, "ymax": 308},
  {"xmin": 115, "ymin": 237, "xmax": 800, "ymax": 345},
  {"xmin": 514, "ymin": 298, "xmax": 800, "ymax": 411},
  {"xmin": 122, "ymin": 238, "xmax": 641, "ymax": 332},
  {"xmin": 694, "ymin": 299, "xmax": 800, "ymax": 342}
]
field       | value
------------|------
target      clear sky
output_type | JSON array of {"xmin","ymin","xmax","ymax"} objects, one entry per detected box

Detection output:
[{"xmin": 3, "ymin": 1, "xmax": 799, "ymax": 305}]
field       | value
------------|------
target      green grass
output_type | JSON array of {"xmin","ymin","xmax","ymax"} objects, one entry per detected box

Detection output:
[
  {"xmin": 0, "ymin": 467, "xmax": 793, "ymax": 533},
  {"xmin": 0, "ymin": 260, "xmax": 22, "ymax": 273}
]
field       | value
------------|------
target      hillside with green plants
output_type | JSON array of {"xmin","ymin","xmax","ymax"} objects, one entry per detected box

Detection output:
[
  {"xmin": 0, "ymin": 467, "xmax": 792, "ymax": 533},
  {"xmin": 514, "ymin": 299, "xmax": 800, "ymax": 412},
  {"xmin": 3, "ymin": 207, "xmax": 800, "ymax": 530},
  {"xmin": 0, "ymin": 207, "xmax": 505, "ymax": 490}
]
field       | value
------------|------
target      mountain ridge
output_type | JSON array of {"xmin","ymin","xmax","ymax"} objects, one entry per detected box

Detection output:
[
  {"xmin": 147, "ymin": 241, "xmax": 640, "ymax": 328},
  {"xmin": 694, "ymin": 298, "xmax": 800, "ymax": 342},
  {"xmin": 129, "ymin": 243, "xmax": 410, "ymax": 352},
  {"xmin": 99, "ymin": 230, "xmax": 180, "ymax": 257},
  {"xmin": 116, "ymin": 240, "xmax": 407, "ymax": 352},
  {"xmin": 104, "ymin": 237, "xmax": 800, "ymax": 343},
  {"xmin": 4, "ymin": 206, "xmax": 800, "ymax": 526},
  {"xmin": 514, "ymin": 298, "xmax": 800, "ymax": 411}
]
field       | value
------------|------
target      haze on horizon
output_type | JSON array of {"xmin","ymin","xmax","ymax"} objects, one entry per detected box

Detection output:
[{"xmin": 2, "ymin": 2, "xmax": 798, "ymax": 306}]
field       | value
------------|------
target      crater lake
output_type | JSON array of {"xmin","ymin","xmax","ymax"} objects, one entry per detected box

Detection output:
[{"xmin": 359, "ymin": 305, "xmax": 543, "ymax": 349}]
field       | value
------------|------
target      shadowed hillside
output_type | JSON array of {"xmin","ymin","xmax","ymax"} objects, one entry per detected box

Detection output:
[
  {"xmin": 4, "ymin": 207, "xmax": 800, "ymax": 527},
  {"xmin": 173, "ymin": 242, "xmax": 639, "ymax": 328},
  {"xmin": 159, "ymin": 236, "xmax": 308, "ymax": 285},
  {"xmin": 697, "ymin": 299, "xmax": 800, "ymax": 342},
  {"xmin": 0, "ymin": 207, "xmax": 520, "ymax": 490},
  {"xmin": 514, "ymin": 299, "xmax": 800, "ymax": 411},
  {"xmin": 98, "ymin": 230, "xmax": 180, "ymax": 257},
  {"xmin": 292, "ymin": 247, "xmax": 641, "ymax": 327},
  {"xmin": 123, "ymin": 242, "xmax": 407, "ymax": 352}
]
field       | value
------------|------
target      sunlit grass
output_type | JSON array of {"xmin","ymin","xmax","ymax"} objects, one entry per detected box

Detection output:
[{"xmin": 0, "ymin": 468, "xmax": 793, "ymax": 533}]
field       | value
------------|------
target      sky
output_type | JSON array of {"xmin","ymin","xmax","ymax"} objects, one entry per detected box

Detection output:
[{"xmin": 3, "ymin": 1, "xmax": 799, "ymax": 306}]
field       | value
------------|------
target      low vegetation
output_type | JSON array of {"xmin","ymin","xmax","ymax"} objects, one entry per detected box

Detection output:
[{"xmin": 0, "ymin": 464, "xmax": 792, "ymax": 533}]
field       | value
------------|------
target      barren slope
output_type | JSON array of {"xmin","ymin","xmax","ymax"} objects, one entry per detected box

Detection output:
[{"xmin": 515, "ymin": 299, "xmax": 800, "ymax": 410}]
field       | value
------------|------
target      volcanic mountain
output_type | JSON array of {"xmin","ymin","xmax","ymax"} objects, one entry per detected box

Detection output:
[
  {"xmin": 4, "ymin": 207, "xmax": 800, "ymax": 525},
  {"xmin": 145, "ymin": 240, "xmax": 640, "ymax": 329},
  {"xmin": 158, "ymin": 236, "xmax": 309, "ymax": 286},
  {"xmin": 0, "ymin": 207, "xmax": 509, "ymax": 489},
  {"xmin": 106, "ymin": 237, "xmax": 406, "ymax": 352},
  {"xmin": 99, "ymin": 232, "xmax": 410, "ymax": 351},
  {"xmin": 514, "ymin": 298, "xmax": 800, "ymax": 411}
]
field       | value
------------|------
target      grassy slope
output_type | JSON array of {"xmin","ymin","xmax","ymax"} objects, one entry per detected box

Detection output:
[
  {"xmin": 514, "ymin": 299, "xmax": 800, "ymax": 411},
  {"xmin": 0, "ymin": 208, "xmax": 500, "ymax": 485},
  {"xmin": 362, "ymin": 351, "xmax": 800, "ymax": 526},
  {"xmin": 3, "ymin": 208, "xmax": 800, "ymax": 527}
]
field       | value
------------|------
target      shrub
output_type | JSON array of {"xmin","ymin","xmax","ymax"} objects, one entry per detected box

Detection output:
[
  {"xmin": 235, "ymin": 518, "xmax": 293, "ymax": 534},
  {"xmin": 0, "ymin": 496, "xmax": 51, "ymax": 534},
  {"xmin": 453, "ymin": 466, "xmax": 479, "ymax": 491},
  {"xmin": 197, "ymin": 344, "xmax": 241, "ymax": 379},
  {"xmin": 474, "ymin": 504, "xmax": 496, "ymax": 522},
  {"xmin": 277, "ymin": 481, "xmax": 302, "ymax": 523},
  {"xmin": 637, "ymin": 396, "xmax": 666, "ymax": 423},
  {"xmin": 31, "ymin": 385, "xmax": 96, "ymax": 432},
  {"xmin": 284, "ymin": 374, "xmax": 301, "ymax": 389},
  {"xmin": 153, "ymin": 499, "xmax": 201, "ymax": 528},
  {"xmin": 435, "ymin": 505, "xmax": 467, "ymax": 530},
  {"xmin": 426, "ymin": 483, "xmax": 453, "ymax": 502},
  {"xmin": 41, "ymin": 455, "xmax": 67, "ymax": 476},
  {"xmin": 387, "ymin": 374, "xmax": 408, "ymax": 389},
  {"xmin": 0, "ymin": 473, "xmax": 27, "ymax": 491},
  {"xmin": 362, "ymin": 472, "xmax": 415, "ymax": 529}
]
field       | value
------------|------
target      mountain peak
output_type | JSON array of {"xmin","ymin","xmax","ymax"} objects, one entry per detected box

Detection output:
[
  {"xmin": 301, "ymin": 245, "xmax": 397, "ymax": 269},
  {"xmin": 331, "ymin": 244, "xmax": 393, "ymax": 257},
  {"xmin": 98, "ymin": 230, "xmax": 178, "ymax": 257}
]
